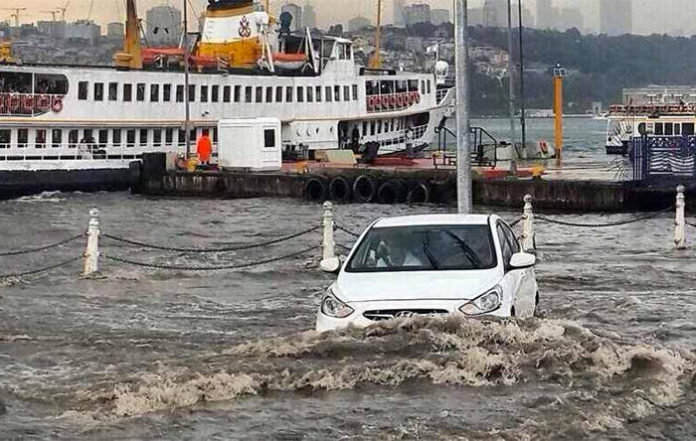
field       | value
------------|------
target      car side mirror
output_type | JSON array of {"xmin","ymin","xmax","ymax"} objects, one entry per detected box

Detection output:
[
  {"xmin": 320, "ymin": 257, "xmax": 341, "ymax": 274},
  {"xmin": 509, "ymin": 252, "xmax": 536, "ymax": 269}
]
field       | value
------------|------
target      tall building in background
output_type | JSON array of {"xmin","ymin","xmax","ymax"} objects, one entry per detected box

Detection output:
[
  {"xmin": 559, "ymin": 8, "xmax": 583, "ymax": 31},
  {"xmin": 348, "ymin": 16, "xmax": 371, "ymax": 32},
  {"xmin": 536, "ymin": 0, "xmax": 553, "ymax": 29},
  {"xmin": 145, "ymin": 5, "xmax": 182, "ymax": 47},
  {"xmin": 281, "ymin": 3, "xmax": 303, "ymax": 31},
  {"xmin": 431, "ymin": 9, "xmax": 451, "ymax": 26},
  {"xmin": 393, "ymin": 0, "xmax": 406, "ymax": 26},
  {"xmin": 600, "ymin": 0, "xmax": 632, "ymax": 35},
  {"xmin": 303, "ymin": 3, "xmax": 317, "ymax": 29},
  {"xmin": 65, "ymin": 20, "xmax": 101, "ymax": 45},
  {"xmin": 483, "ymin": 0, "xmax": 507, "ymax": 28},
  {"xmin": 512, "ymin": 3, "xmax": 535, "ymax": 29},
  {"xmin": 106, "ymin": 22, "xmax": 125, "ymax": 40},
  {"xmin": 469, "ymin": 8, "xmax": 485, "ymax": 26},
  {"xmin": 37, "ymin": 20, "xmax": 66, "ymax": 39},
  {"xmin": 404, "ymin": 4, "xmax": 431, "ymax": 26}
]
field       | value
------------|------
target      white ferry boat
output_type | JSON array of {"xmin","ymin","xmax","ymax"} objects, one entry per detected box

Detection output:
[{"xmin": 0, "ymin": 0, "xmax": 455, "ymax": 198}]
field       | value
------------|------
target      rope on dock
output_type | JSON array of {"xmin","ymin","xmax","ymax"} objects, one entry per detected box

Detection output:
[
  {"xmin": 535, "ymin": 207, "xmax": 673, "ymax": 228},
  {"xmin": 102, "ymin": 245, "xmax": 320, "ymax": 272},
  {"xmin": 0, "ymin": 256, "xmax": 83, "ymax": 279},
  {"xmin": 0, "ymin": 233, "xmax": 85, "ymax": 257},
  {"xmin": 101, "ymin": 226, "xmax": 320, "ymax": 253}
]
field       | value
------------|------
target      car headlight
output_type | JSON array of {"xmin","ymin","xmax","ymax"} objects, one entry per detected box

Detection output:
[
  {"xmin": 321, "ymin": 289, "xmax": 354, "ymax": 319},
  {"xmin": 459, "ymin": 286, "xmax": 503, "ymax": 316}
]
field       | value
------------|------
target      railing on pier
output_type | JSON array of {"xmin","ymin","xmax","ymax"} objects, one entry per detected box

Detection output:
[
  {"xmin": 631, "ymin": 136, "xmax": 696, "ymax": 183},
  {"xmin": 434, "ymin": 124, "xmax": 498, "ymax": 168},
  {"xmin": 0, "ymin": 142, "xmax": 219, "ymax": 162}
]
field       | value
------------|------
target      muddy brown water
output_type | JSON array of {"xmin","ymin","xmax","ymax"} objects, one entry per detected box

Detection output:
[{"xmin": 0, "ymin": 191, "xmax": 695, "ymax": 440}]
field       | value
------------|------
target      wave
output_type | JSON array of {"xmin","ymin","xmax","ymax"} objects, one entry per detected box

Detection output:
[
  {"xmin": 15, "ymin": 191, "xmax": 66, "ymax": 203},
  {"xmin": 75, "ymin": 316, "xmax": 693, "ymax": 433}
]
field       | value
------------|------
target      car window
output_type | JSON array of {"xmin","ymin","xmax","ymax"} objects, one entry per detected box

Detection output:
[
  {"xmin": 497, "ymin": 224, "xmax": 513, "ymax": 265},
  {"xmin": 346, "ymin": 225, "xmax": 496, "ymax": 272},
  {"xmin": 501, "ymin": 223, "xmax": 520, "ymax": 254}
]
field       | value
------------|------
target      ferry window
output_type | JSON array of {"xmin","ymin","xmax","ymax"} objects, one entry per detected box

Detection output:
[
  {"xmin": 396, "ymin": 81, "xmax": 407, "ymax": 93},
  {"xmin": 113, "ymin": 129, "xmax": 122, "ymax": 147},
  {"xmin": 421, "ymin": 80, "xmax": 426, "ymax": 94},
  {"xmin": 307, "ymin": 86, "xmax": 313, "ymax": 103},
  {"xmin": 99, "ymin": 129, "xmax": 108, "ymax": 148},
  {"xmin": 223, "ymin": 85, "xmax": 231, "ymax": 103},
  {"xmin": 139, "ymin": 129, "xmax": 148, "ymax": 146},
  {"xmin": 362, "ymin": 121, "xmax": 367, "ymax": 135},
  {"xmin": 377, "ymin": 120, "xmax": 382, "ymax": 133},
  {"xmin": 35, "ymin": 129, "xmax": 47, "ymax": 149},
  {"xmin": 212, "ymin": 128, "xmax": 218, "ymax": 143},
  {"xmin": 638, "ymin": 123, "xmax": 646, "ymax": 135},
  {"xmin": 380, "ymin": 81, "xmax": 394, "ymax": 94},
  {"xmin": 163, "ymin": 84, "xmax": 172, "ymax": 102},
  {"xmin": 264, "ymin": 129, "xmax": 276, "ymax": 148},
  {"xmin": 245, "ymin": 86, "xmax": 252, "ymax": 103},
  {"xmin": 366, "ymin": 81, "xmax": 376, "ymax": 96},
  {"xmin": 34, "ymin": 74, "xmax": 68, "ymax": 95},
  {"xmin": 108, "ymin": 82, "xmax": 118, "ymax": 101},
  {"xmin": 127, "ymin": 130, "xmax": 136, "ymax": 148},
  {"xmin": 408, "ymin": 80, "xmax": 418, "ymax": 91},
  {"xmin": 352, "ymin": 85, "xmax": 358, "ymax": 101},
  {"xmin": 326, "ymin": 86, "xmax": 332, "ymax": 102},
  {"xmin": 137, "ymin": 83, "xmax": 146, "ymax": 101},
  {"xmin": 316, "ymin": 86, "xmax": 322, "ymax": 102},
  {"xmin": 344, "ymin": 85, "xmax": 350, "ymax": 101},
  {"xmin": 153, "ymin": 129, "xmax": 162, "ymax": 146},
  {"xmin": 94, "ymin": 83, "xmax": 104, "ymax": 101},
  {"xmin": 189, "ymin": 128, "xmax": 196, "ymax": 143},
  {"xmin": 212, "ymin": 85, "xmax": 219, "ymax": 103},
  {"xmin": 235, "ymin": 85, "xmax": 242, "ymax": 102},
  {"xmin": 68, "ymin": 130, "xmax": 78, "ymax": 147},
  {"xmin": 201, "ymin": 85, "xmax": 208, "ymax": 103},
  {"xmin": 654, "ymin": 123, "xmax": 663, "ymax": 135},
  {"xmin": 370, "ymin": 121, "xmax": 375, "ymax": 136},
  {"xmin": 256, "ymin": 86, "xmax": 263, "ymax": 103},
  {"xmin": 276, "ymin": 86, "xmax": 283, "ymax": 103},
  {"xmin": 266, "ymin": 86, "xmax": 273, "ymax": 103},
  {"xmin": 178, "ymin": 129, "xmax": 185, "ymax": 145},
  {"xmin": 176, "ymin": 85, "xmax": 184, "ymax": 102},
  {"xmin": 51, "ymin": 129, "xmax": 62, "ymax": 148},
  {"xmin": 188, "ymin": 85, "xmax": 195, "ymax": 102},
  {"xmin": 0, "ymin": 129, "xmax": 9, "ymax": 148},
  {"xmin": 18, "ymin": 129, "xmax": 28, "ymax": 148},
  {"xmin": 335, "ymin": 85, "xmax": 340, "ymax": 101},
  {"xmin": 427, "ymin": 80, "xmax": 431, "ymax": 94},
  {"xmin": 123, "ymin": 83, "xmax": 132, "ymax": 102},
  {"xmin": 165, "ymin": 129, "xmax": 173, "ymax": 144},
  {"xmin": 78, "ymin": 81, "xmax": 88, "ymax": 100},
  {"xmin": 150, "ymin": 84, "xmax": 160, "ymax": 102},
  {"xmin": 665, "ymin": 123, "xmax": 673, "ymax": 136},
  {"xmin": 675, "ymin": 123, "xmax": 681, "ymax": 135},
  {"xmin": 683, "ymin": 123, "xmax": 694, "ymax": 136},
  {"xmin": 297, "ymin": 86, "xmax": 304, "ymax": 103},
  {"xmin": 286, "ymin": 86, "xmax": 293, "ymax": 102}
]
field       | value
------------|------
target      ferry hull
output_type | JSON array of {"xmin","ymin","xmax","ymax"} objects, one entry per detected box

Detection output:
[{"xmin": 0, "ymin": 168, "xmax": 136, "ymax": 200}]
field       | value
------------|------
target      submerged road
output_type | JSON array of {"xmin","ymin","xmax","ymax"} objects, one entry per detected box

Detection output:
[{"xmin": 0, "ymin": 192, "xmax": 695, "ymax": 440}]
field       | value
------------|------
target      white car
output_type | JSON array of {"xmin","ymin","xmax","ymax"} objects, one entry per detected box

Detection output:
[{"xmin": 316, "ymin": 214, "xmax": 538, "ymax": 332}]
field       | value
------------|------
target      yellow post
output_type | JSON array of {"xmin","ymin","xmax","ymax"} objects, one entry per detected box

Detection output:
[
  {"xmin": 553, "ymin": 64, "xmax": 566, "ymax": 165},
  {"xmin": 369, "ymin": 0, "xmax": 382, "ymax": 68}
]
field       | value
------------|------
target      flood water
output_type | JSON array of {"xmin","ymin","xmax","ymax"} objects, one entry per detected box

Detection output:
[{"xmin": 1, "ymin": 189, "xmax": 695, "ymax": 440}]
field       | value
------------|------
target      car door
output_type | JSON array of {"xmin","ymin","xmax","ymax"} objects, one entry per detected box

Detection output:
[
  {"xmin": 496, "ymin": 222, "xmax": 523, "ymax": 316},
  {"xmin": 500, "ymin": 222, "xmax": 536, "ymax": 317}
]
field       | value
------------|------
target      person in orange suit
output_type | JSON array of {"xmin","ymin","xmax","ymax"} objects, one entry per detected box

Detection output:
[{"xmin": 197, "ymin": 130, "xmax": 213, "ymax": 166}]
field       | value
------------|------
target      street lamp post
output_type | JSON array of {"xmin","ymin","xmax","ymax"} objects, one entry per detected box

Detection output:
[{"xmin": 454, "ymin": 0, "xmax": 472, "ymax": 214}]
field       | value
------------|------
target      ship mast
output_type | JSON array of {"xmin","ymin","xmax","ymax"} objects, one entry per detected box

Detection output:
[
  {"xmin": 183, "ymin": 0, "xmax": 192, "ymax": 159},
  {"xmin": 113, "ymin": 0, "xmax": 142, "ymax": 69},
  {"xmin": 369, "ymin": 0, "xmax": 382, "ymax": 68}
]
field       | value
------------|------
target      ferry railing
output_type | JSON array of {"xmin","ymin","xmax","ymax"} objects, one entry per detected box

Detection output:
[
  {"xmin": 365, "ymin": 91, "xmax": 423, "ymax": 114},
  {"xmin": 434, "ymin": 125, "xmax": 498, "ymax": 168},
  {"xmin": 0, "ymin": 92, "xmax": 65, "ymax": 117},
  {"xmin": 0, "ymin": 142, "xmax": 219, "ymax": 162}
]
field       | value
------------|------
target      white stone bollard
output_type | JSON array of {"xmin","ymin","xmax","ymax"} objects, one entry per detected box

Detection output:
[
  {"xmin": 322, "ymin": 201, "xmax": 336, "ymax": 261},
  {"xmin": 521, "ymin": 194, "xmax": 535, "ymax": 252},
  {"xmin": 83, "ymin": 208, "xmax": 100, "ymax": 277},
  {"xmin": 675, "ymin": 185, "xmax": 686, "ymax": 250}
]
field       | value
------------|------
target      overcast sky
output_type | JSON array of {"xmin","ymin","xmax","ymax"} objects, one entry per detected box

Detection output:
[{"xmin": 4, "ymin": 0, "xmax": 696, "ymax": 36}]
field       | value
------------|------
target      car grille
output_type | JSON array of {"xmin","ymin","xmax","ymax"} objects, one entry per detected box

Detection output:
[{"xmin": 363, "ymin": 309, "xmax": 449, "ymax": 321}]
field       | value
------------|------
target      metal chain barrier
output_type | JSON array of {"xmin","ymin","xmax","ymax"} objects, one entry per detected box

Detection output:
[
  {"xmin": 686, "ymin": 220, "xmax": 696, "ymax": 228},
  {"xmin": 0, "ymin": 256, "xmax": 83, "ymax": 279},
  {"xmin": 507, "ymin": 217, "xmax": 523, "ymax": 227},
  {"xmin": 102, "ymin": 245, "xmax": 320, "ymax": 272},
  {"xmin": 535, "ymin": 207, "xmax": 673, "ymax": 228},
  {"xmin": 334, "ymin": 224, "xmax": 361, "ymax": 238},
  {"xmin": 101, "ymin": 226, "xmax": 320, "ymax": 253},
  {"xmin": 0, "ymin": 233, "xmax": 85, "ymax": 257}
]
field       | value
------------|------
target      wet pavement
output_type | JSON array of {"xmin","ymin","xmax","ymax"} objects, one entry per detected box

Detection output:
[{"xmin": 1, "ymin": 191, "xmax": 695, "ymax": 440}]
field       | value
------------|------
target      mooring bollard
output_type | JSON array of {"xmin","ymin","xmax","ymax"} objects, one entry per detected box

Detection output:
[
  {"xmin": 675, "ymin": 185, "xmax": 686, "ymax": 250},
  {"xmin": 322, "ymin": 201, "xmax": 336, "ymax": 261},
  {"xmin": 521, "ymin": 194, "xmax": 535, "ymax": 252},
  {"xmin": 83, "ymin": 208, "xmax": 100, "ymax": 277}
]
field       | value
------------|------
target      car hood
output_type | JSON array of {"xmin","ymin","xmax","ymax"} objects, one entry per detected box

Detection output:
[{"xmin": 335, "ymin": 268, "xmax": 502, "ymax": 303}]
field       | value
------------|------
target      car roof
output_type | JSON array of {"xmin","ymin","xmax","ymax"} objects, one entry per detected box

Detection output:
[{"xmin": 372, "ymin": 214, "xmax": 492, "ymax": 228}]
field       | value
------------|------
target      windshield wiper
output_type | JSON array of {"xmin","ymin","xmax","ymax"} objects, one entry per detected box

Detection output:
[
  {"xmin": 443, "ymin": 230, "xmax": 483, "ymax": 269},
  {"xmin": 422, "ymin": 235, "xmax": 440, "ymax": 270}
]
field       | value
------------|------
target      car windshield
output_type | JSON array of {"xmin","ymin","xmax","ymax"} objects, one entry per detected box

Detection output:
[{"xmin": 346, "ymin": 225, "xmax": 497, "ymax": 272}]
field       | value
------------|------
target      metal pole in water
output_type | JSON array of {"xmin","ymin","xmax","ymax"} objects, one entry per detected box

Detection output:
[
  {"xmin": 455, "ymin": 0, "xmax": 472, "ymax": 214},
  {"xmin": 553, "ymin": 64, "xmax": 566, "ymax": 166},
  {"xmin": 83, "ymin": 208, "xmax": 100, "ymax": 277},
  {"xmin": 183, "ymin": 0, "xmax": 192, "ymax": 159},
  {"xmin": 675, "ymin": 185, "xmax": 686, "ymax": 249},
  {"xmin": 517, "ymin": 0, "xmax": 527, "ymax": 149},
  {"xmin": 507, "ymin": 0, "xmax": 516, "ymax": 147}
]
